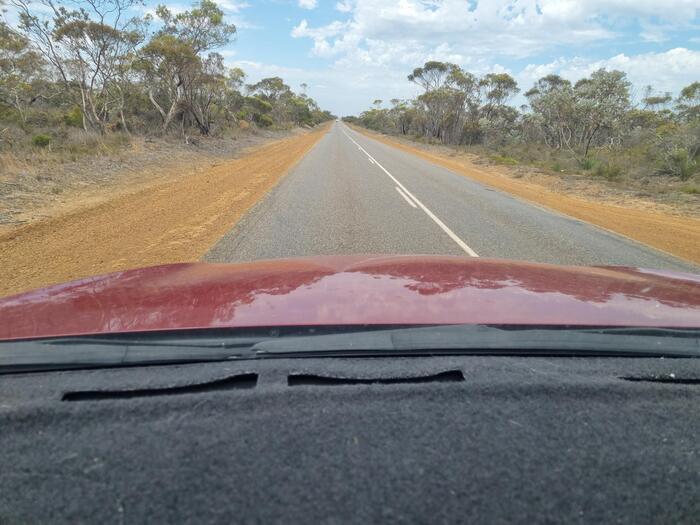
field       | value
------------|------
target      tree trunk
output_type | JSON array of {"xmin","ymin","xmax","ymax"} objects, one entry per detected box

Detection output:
[
  {"xmin": 119, "ymin": 109, "xmax": 130, "ymax": 135},
  {"xmin": 162, "ymin": 101, "xmax": 179, "ymax": 133},
  {"xmin": 584, "ymin": 124, "xmax": 600, "ymax": 157},
  {"xmin": 148, "ymin": 90, "xmax": 167, "ymax": 122},
  {"xmin": 181, "ymin": 112, "xmax": 190, "ymax": 144},
  {"xmin": 78, "ymin": 89, "xmax": 90, "ymax": 132}
]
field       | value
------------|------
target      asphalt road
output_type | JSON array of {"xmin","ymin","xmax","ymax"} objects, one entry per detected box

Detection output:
[{"xmin": 206, "ymin": 122, "xmax": 697, "ymax": 272}]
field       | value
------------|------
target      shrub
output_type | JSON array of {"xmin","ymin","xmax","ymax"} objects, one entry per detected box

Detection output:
[
  {"xmin": 255, "ymin": 114, "xmax": 274, "ymax": 127},
  {"xmin": 594, "ymin": 162, "xmax": 623, "ymax": 181},
  {"xmin": 680, "ymin": 184, "xmax": 700, "ymax": 194},
  {"xmin": 0, "ymin": 104, "xmax": 20, "ymax": 125},
  {"xmin": 579, "ymin": 157, "xmax": 596, "ymax": 170},
  {"xmin": 551, "ymin": 161, "xmax": 565, "ymax": 172},
  {"xmin": 670, "ymin": 148, "xmax": 699, "ymax": 181},
  {"xmin": 32, "ymin": 134, "xmax": 51, "ymax": 148},
  {"xmin": 490, "ymin": 155, "xmax": 518, "ymax": 166}
]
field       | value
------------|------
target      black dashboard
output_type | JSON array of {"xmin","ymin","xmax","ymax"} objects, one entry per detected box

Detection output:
[{"xmin": 2, "ymin": 356, "xmax": 699, "ymax": 524}]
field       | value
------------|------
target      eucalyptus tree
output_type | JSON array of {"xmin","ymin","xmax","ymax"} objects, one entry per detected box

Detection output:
[
  {"xmin": 525, "ymin": 70, "xmax": 631, "ymax": 156},
  {"xmin": 525, "ymin": 74, "xmax": 575, "ymax": 149},
  {"xmin": 13, "ymin": 0, "xmax": 145, "ymax": 132},
  {"xmin": 0, "ymin": 21, "xmax": 48, "ymax": 124},
  {"xmin": 247, "ymin": 76, "xmax": 295, "ymax": 122},
  {"xmin": 676, "ymin": 82, "xmax": 700, "ymax": 122},
  {"xmin": 573, "ymin": 69, "xmax": 631, "ymax": 156},
  {"xmin": 479, "ymin": 73, "xmax": 519, "ymax": 120},
  {"xmin": 408, "ymin": 61, "xmax": 463, "ymax": 141},
  {"xmin": 137, "ymin": 0, "xmax": 235, "ymax": 134}
]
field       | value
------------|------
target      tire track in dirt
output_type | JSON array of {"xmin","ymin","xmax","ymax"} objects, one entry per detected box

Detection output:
[{"xmin": 0, "ymin": 124, "xmax": 330, "ymax": 297}]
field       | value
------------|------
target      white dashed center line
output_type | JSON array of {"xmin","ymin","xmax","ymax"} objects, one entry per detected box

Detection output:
[
  {"xmin": 343, "ymin": 127, "xmax": 479, "ymax": 257},
  {"xmin": 395, "ymin": 186, "xmax": 417, "ymax": 208}
]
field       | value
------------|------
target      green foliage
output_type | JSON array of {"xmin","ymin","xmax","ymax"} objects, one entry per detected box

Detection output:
[
  {"xmin": 248, "ymin": 77, "xmax": 290, "ymax": 101},
  {"xmin": 352, "ymin": 61, "xmax": 700, "ymax": 197},
  {"xmin": 0, "ymin": 20, "xmax": 47, "ymax": 125},
  {"xmin": 0, "ymin": 0, "xmax": 333, "ymax": 153},
  {"xmin": 676, "ymin": 81, "xmax": 700, "ymax": 121},
  {"xmin": 290, "ymin": 97, "xmax": 313, "ymax": 126},
  {"xmin": 155, "ymin": 0, "xmax": 236, "ymax": 53},
  {"xmin": 255, "ymin": 114, "xmax": 273, "ymax": 127},
  {"xmin": 31, "ymin": 134, "xmax": 51, "ymax": 147},
  {"xmin": 594, "ymin": 162, "xmax": 623, "ymax": 181},
  {"xmin": 490, "ymin": 155, "xmax": 518, "ymax": 166},
  {"xmin": 63, "ymin": 107, "xmax": 83, "ymax": 128},
  {"xmin": 248, "ymin": 96, "xmax": 273, "ymax": 113},
  {"xmin": 652, "ymin": 121, "xmax": 700, "ymax": 180},
  {"xmin": 551, "ymin": 161, "xmax": 565, "ymax": 172},
  {"xmin": 579, "ymin": 157, "xmax": 596, "ymax": 170},
  {"xmin": 668, "ymin": 148, "xmax": 699, "ymax": 181},
  {"xmin": 680, "ymin": 184, "xmax": 700, "ymax": 194},
  {"xmin": 0, "ymin": 103, "xmax": 20, "ymax": 124}
]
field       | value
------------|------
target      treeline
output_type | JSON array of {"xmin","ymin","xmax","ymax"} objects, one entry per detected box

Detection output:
[
  {"xmin": 347, "ymin": 61, "xmax": 700, "ymax": 181},
  {"xmin": 0, "ymin": 0, "xmax": 334, "ymax": 151}
]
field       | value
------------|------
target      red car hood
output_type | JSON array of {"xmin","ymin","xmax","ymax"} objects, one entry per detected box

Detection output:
[{"xmin": 1, "ymin": 255, "xmax": 699, "ymax": 340}]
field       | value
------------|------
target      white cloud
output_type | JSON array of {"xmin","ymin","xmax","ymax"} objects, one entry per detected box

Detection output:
[
  {"xmin": 283, "ymin": 0, "xmax": 700, "ymax": 115},
  {"xmin": 232, "ymin": 47, "xmax": 700, "ymax": 117},
  {"xmin": 298, "ymin": 0, "xmax": 318, "ymax": 9},
  {"xmin": 517, "ymin": 48, "xmax": 700, "ymax": 100},
  {"xmin": 226, "ymin": 57, "xmax": 421, "ymax": 116},
  {"xmin": 335, "ymin": 0, "xmax": 353, "ymax": 12},
  {"xmin": 140, "ymin": 0, "xmax": 257, "ymax": 29},
  {"xmin": 291, "ymin": 19, "xmax": 348, "ymax": 39},
  {"xmin": 141, "ymin": 3, "xmax": 187, "ymax": 18},
  {"xmin": 291, "ymin": 19, "xmax": 351, "ymax": 56},
  {"xmin": 217, "ymin": 0, "xmax": 251, "ymax": 13},
  {"xmin": 291, "ymin": 0, "xmax": 700, "ymax": 69},
  {"xmin": 639, "ymin": 29, "xmax": 669, "ymax": 43},
  {"xmin": 574, "ymin": 0, "xmax": 700, "ymax": 22},
  {"xmin": 217, "ymin": 0, "xmax": 258, "ymax": 29}
]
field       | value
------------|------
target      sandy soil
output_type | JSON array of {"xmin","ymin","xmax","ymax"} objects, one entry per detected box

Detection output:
[
  {"xmin": 0, "ymin": 128, "xmax": 291, "ymax": 233},
  {"xmin": 354, "ymin": 127, "xmax": 700, "ymax": 267},
  {"xmin": 0, "ymin": 125, "xmax": 329, "ymax": 297}
]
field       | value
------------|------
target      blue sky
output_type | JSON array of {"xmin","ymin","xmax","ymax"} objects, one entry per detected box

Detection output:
[
  {"xmin": 219, "ymin": 0, "xmax": 700, "ymax": 115},
  {"xmin": 8, "ymin": 1, "xmax": 700, "ymax": 115}
]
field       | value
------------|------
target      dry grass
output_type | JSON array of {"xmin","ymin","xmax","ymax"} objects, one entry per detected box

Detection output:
[
  {"xmin": 0, "ymin": 127, "xmax": 292, "ymax": 231},
  {"xmin": 0, "ymin": 124, "xmax": 330, "ymax": 297}
]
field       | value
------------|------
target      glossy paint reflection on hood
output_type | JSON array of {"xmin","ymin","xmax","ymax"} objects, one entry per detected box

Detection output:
[{"xmin": 0, "ymin": 255, "xmax": 699, "ymax": 340}]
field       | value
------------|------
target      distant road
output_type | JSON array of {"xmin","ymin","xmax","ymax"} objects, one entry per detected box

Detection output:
[{"xmin": 206, "ymin": 122, "xmax": 697, "ymax": 272}]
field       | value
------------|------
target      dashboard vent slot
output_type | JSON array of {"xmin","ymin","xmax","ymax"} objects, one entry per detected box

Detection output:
[
  {"xmin": 288, "ymin": 369, "xmax": 464, "ymax": 387},
  {"xmin": 621, "ymin": 376, "xmax": 700, "ymax": 385},
  {"xmin": 62, "ymin": 373, "xmax": 258, "ymax": 401}
]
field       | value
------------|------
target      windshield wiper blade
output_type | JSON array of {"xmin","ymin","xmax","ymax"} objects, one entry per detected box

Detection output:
[
  {"xmin": 251, "ymin": 325, "xmax": 700, "ymax": 358},
  {"xmin": 2, "ymin": 325, "xmax": 699, "ymax": 374},
  {"xmin": 0, "ymin": 326, "xmax": 412, "ymax": 373},
  {"xmin": 0, "ymin": 326, "xmax": 406, "ymax": 374},
  {"xmin": 41, "ymin": 334, "xmax": 268, "ymax": 349},
  {"xmin": 0, "ymin": 335, "xmax": 264, "ymax": 374}
]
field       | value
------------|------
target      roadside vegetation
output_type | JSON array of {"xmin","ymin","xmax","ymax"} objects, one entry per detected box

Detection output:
[
  {"xmin": 0, "ymin": 0, "xmax": 334, "ymax": 167},
  {"xmin": 346, "ymin": 61, "xmax": 700, "ymax": 203}
]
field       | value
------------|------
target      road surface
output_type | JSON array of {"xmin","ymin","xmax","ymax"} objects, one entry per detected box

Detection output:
[{"xmin": 206, "ymin": 122, "xmax": 697, "ymax": 272}]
